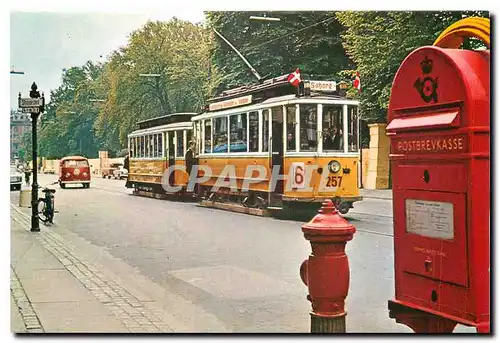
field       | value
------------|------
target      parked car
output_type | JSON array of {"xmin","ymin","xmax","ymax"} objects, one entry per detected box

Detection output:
[
  {"xmin": 102, "ymin": 163, "xmax": 123, "ymax": 179},
  {"xmin": 113, "ymin": 166, "xmax": 128, "ymax": 180},
  {"xmin": 10, "ymin": 166, "xmax": 22, "ymax": 191},
  {"xmin": 59, "ymin": 155, "xmax": 91, "ymax": 188}
]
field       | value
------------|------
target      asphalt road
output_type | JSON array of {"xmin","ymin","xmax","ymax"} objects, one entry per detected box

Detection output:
[{"xmin": 10, "ymin": 174, "xmax": 475, "ymax": 333}]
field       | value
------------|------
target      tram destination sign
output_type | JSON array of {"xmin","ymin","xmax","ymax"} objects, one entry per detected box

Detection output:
[
  {"xmin": 309, "ymin": 80, "xmax": 336, "ymax": 92},
  {"xmin": 209, "ymin": 95, "xmax": 252, "ymax": 111}
]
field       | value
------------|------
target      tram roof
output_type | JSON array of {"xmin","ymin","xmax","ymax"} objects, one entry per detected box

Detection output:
[
  {"xmin": 193, "ymin": 93, "xmax": 359, "ymax": 121},
  {"xmin": 136, "ymin": 112, "xmax": 198, "ymax": 129}
]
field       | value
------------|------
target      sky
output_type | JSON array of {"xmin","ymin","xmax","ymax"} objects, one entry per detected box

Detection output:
[{"xmin": 10, "ymin": 10, "xmax": 205, "ymax": 108}]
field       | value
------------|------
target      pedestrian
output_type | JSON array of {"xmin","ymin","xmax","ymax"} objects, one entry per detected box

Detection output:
[
  {"xmin": 24, "ymin": 164, "xmax": 31, "ymax": 186},
  {"xmin": 185, "ymin": 141, "xmax": 198, "ymax": 195}
]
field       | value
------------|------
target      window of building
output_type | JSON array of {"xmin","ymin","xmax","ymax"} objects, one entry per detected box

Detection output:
[
  {"xmin": 262, "ymin": 109, "xmax": 270, "ymax": 152},
  {"xmin": 176, "ymin": 130, "xmax": 184, "ymax": 157},
  {"xmin": 186, "ymin": 130, "xmax": 192, "ymax": 149},
  {"xmin": 248, "ymin": 112, "xmax": 259, "ymax": 152},
  {"xmin": 285, "ymin": 106, "xmax": 296, "ymax": 152},
  {"xmin": 213, "ymin": 117, "xmax": 228, "ymax": 153},
  {"xmin": 204, "ymin": 120, "xmax": 212, "ymax": 153},
  {"xmin": 229, "ymin": 113, "xmax": 247, "ymax": 152},
  {"xmin": 299, "ymin": 104, "xmax": 317, "ymax": 152},
  {"xmin": 347, "ymin": 106, "xmax": 359, "ymax": 152},
  {"xmin": 322, "ymin": 105, "xmax": 344, "ymax": 151}
]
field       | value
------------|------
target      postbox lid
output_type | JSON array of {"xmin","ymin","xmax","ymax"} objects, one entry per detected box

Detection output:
[{"xmin": 388, "ymin": 46, "xmax": 489, "ymax": 127}]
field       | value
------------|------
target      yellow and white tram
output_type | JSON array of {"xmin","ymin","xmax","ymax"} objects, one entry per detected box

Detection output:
[
  {"xmin": 191, "ymin": 77, "xmax": 362, "ymax": 214},
  {"xmin": 126, "ymin": 113, "xmax": 196, "ymax": 197}
]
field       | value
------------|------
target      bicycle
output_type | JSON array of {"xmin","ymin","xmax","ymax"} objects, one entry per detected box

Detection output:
[{"xmin": 37, "ymin": 181, "xmax": 58, "ymax": 224}]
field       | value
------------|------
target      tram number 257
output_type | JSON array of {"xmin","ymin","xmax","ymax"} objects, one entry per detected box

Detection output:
[{"xmin": 326, "ymin": 176, "xmax": 342, "ymax": 187}]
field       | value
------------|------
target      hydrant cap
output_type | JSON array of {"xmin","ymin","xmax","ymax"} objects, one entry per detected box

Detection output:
[{"xmin": 302, "ymin": 199, "xmax": 356, "ymax": 237}]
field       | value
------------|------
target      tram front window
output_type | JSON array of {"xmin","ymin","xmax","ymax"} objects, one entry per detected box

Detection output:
[
  {"xmin": 322, "ymin": 105, "xmax": 344, "ymax": 152},
  {"xmin": 262, "ymin": 109, "xmax": 270, "ymax": 152},
  {"xmin": 347, "ymin": 106, "xmax": 359, "ymax": 152},
  {"xmin": 204, "ymin": 120, "xmax": 212, "ymax": 153},
  {"xmin": 213, "ymin": 117, "xmax": 228, "ymax": 153},
  {"xmin": 286, "ymin": 106, "xmax": 296, "ymax": 151},
  {"xmin": 230, "ymin": 113, "xmax": 247, "ymax": 152},
  {"xmin": 299, "ymin": 104, "xmax": 317, "ymax": 152}
]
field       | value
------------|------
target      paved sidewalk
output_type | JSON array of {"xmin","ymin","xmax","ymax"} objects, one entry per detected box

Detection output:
[
  {"xmin": 10, "ymin": 205, "xmax": 173, "ymax": 333},
  {"xmin": 360, "ymin": 188, "xmax": 392, "ymax": 200}
]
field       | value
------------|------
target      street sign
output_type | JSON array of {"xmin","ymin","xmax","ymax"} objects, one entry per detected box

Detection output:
[
  {"xmin": 21, "ymin": 107, "xmax": 40, "ymax": 114},
  {"xmin": 19, "ymin": 98, "xmax": 43, "ymax": 107}
]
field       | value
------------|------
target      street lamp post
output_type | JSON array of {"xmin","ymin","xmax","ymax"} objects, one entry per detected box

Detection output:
[{"xmin": 18, "ymin": 82, "xmax": 45, "ymax": 232}]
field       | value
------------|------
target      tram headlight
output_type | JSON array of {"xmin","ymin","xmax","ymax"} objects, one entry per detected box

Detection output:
[{"xmin": 328, "ymin": 160, "xmax": 341, "ymax": 173}]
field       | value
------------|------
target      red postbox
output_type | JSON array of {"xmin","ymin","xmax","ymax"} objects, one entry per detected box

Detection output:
[{"xmin": 386, "ymin": 43, "xmax": 490, "ymax": 332}]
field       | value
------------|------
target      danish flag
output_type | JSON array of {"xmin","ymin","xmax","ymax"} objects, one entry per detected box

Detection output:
[
  {"xmin": 287, "ymin": 68, "xmax": 301, "ymax": 88},
  {"xmin": 353, "ymin": 71, "xmax": 361, "ymax": 93}
]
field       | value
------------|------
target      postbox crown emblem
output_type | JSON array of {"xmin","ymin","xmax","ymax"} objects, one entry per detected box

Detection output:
[{"xmin": 420, "ymin": 56, "xmax": 433, "ymax": 74}]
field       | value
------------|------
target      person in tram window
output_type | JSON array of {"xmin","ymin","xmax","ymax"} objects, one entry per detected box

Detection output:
[
  {"xmin": 323, "ymin": 129, "xmax": 334, "ymax": 150},
  {"xmin": 331, "ymin": 127, "xmax": 343, "ymax": 151},
  {"xmin": 287, "ymin": 132, "xmax": 295, "ymax": 151}
]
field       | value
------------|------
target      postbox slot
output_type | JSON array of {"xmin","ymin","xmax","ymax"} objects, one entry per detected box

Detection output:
[
  {"xmin": 394, "ymin": 190, "xmax": 468, "ymax": 287},
  {"xmin": 394, "ymin": 163, "xmax": 467, "ymax": 193},
  {"xmin": 386, "ymin": 109, "xmax": 460, "ymax": 132}
]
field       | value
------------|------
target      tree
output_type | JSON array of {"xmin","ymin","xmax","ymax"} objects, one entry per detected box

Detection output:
[
  {"xmin": 336, "ymin": 11, "xmax": 489, "ymax": 123},
  {"xmin": 38, "ymin": 61, "xmax": 105, "ymax": 158},
  {"xmin": 94, "ymin": 18, "xmax": 217, "ymax": 150},
  {"xmin": 206, "ymin": 11, "xmax": 353, "ymax": 93}
]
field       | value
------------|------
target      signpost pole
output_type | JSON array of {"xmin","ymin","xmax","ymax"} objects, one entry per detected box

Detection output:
[{"xmin": 18, "ymin": 83, "xmax": 45, "ymax": 232}]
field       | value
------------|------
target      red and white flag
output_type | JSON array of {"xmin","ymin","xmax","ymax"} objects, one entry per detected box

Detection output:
[
  {"xmin": 287, "ymin": 68, "xmax": 301, "ymax": 88},
  {"xmin": 352, "ymin": 72, "xmax": 361, "ymax": 92}
]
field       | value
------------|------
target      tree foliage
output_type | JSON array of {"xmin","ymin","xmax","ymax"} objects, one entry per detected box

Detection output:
[
  {"xmin": 206, "ymin": 11, "xmax": 353, "ymax": 92},
  {"xmin": 94, "ymin": 19, "xmax": 217, "ymax": 150},
  {"xmin": 336, "ymin": 11, "xmax": 489, "ymax": 123}
]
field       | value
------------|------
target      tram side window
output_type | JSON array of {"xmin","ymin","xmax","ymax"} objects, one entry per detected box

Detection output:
[
  {"xmin": 229, "ymin": 113, "xmax": 247, "ymax": 152},
  {"xmin": 322, "ymin": 105, "xmax": 344, "ymax": 151},
  {"xmin": 248, "ymin": 112, "xmax": 259, "ymax": 152},
  {"xmin": 186, "ymin": 130, "xmax": 192, "ymax": 149},
  {"xmin": 150, "ymin": 134, "xmax": 155, "ymax": 158},
  {"xmin": 262, "ymin": 109, "xmax": 270, "ymax": 152},
  {"xmin": 157, "ymin": 134, "xmax": 163, "ymax": 157},
  {"xmin": 347, "ymin": 106, "xmax": 359, "ymax": 152},
  {"xmin": 140, "ymin": 136, "xmax": 145, "ymax": 158},
  {"xmin": 213, "ymin": 117, "xmax": 228, "ymax": 153},
  {"xmin": 286, "ymin": 106, "xmax": 296, "ymax": 151},
  {"xmin": 176, "ymin": 130, "xmax": 184, "ymax": 157},
  {"xmin": 204, "ymin": 120, "xmax": 212, "ymax": 153},
  {"xmin": 151, "ymin": 135, "xmax": 154, "ymax": 158},
  {"xmin": 299, "ymin": 105, "xmax": 317, "ymax": 152}
]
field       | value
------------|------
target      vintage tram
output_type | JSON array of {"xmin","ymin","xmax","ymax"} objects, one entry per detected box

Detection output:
[
  {"xmin": 192, "ymin": 74, "xmax": 362, "ymax": 214},
  {"xmin": 126, "ymin": 73, "xmax": 362, "ymax": 214},
  {"xmin": 126, "ymin": 113, "xmax": 196, "ymax": 198}
]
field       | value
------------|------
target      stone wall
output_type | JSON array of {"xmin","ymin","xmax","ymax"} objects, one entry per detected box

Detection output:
[{"xmin": 364, "ymin": 123, "xmax": 390, "ymax": 189}]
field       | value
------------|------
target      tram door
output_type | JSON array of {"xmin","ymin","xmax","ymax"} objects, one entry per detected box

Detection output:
[
  {"xmin": 167, "ymin": 132, "xmax": 175, "ymax": 187},
  {"xmin": 270, "ymin": 108, "xmax": 284, "ymax": 197}
]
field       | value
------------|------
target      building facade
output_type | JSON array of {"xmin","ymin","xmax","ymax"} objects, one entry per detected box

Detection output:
[{"xmin": 10, "ymin": 110, "xmax": 32, "ymax": 160}]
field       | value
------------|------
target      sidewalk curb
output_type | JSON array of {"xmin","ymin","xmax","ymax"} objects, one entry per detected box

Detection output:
[
  {"xmin": 10, "ymin": 266, "xmax": 44, "ymax": 333},
  {"xmin": 10, "ymin": 205, "xmax": 173, "ymax": 333}
]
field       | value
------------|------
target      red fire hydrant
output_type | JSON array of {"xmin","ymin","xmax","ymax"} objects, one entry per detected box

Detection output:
[{"xmin": 300, "ymin": 199, "xmax": 356, "ymax": 333}]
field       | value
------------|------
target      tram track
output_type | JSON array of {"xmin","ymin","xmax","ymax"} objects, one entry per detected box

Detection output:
[{"xmin": 57, "ymin": 181, "xmax": 396, "ymax": 238}]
